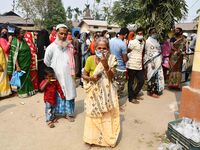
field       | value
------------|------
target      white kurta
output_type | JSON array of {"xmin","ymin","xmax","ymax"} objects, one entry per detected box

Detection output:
[{"xmin": 44, "ymin": 42, "xmax": 76, "ymax": 100}]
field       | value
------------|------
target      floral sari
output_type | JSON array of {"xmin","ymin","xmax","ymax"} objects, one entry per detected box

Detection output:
[
  {"xmin": 168, "ymin": 37, "xmax": 186, "ymax": 89},
  {"xmin": 83, "ymin": 54, "xmax": 120, "ymax": 147},
  {"xmin": 144, "ymin": 37, "xmax": 164, "ymax": 95}
]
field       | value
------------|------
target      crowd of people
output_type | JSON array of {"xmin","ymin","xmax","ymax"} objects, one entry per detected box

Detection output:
[{"xmin": 0, "ymin": 23, "xmax": 196, "ymax": 147}]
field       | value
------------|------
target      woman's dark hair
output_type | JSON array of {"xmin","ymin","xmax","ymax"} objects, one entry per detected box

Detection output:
[
  {"xmin": 0, "ymin": 26, "xmax": 8, "ymax": 33},
  {"xmin": 44, "ymin": 67, "xmax": 54, "ymax": 76},
  {"xmin": 37, "ymin": 29, "xmax": 50, "ymax": 59},
  {"xmin": 14, "ymin": 27, "xmax": 22, "ymax": 36}
]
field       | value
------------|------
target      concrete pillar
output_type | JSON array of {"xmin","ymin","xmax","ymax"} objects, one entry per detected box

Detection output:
[{"xmin": 179, "ymin": 17, "xmax": 200, "ymax": 121}]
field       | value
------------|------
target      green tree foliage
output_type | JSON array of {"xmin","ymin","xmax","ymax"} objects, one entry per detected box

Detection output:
[
  {"xmin": 66, "ymin": 6, "xmax": 73, "ymax": 20},
  {"xmin": 17, "ymin": 0, "xmax": 36, "ymax": 21},
  {"xmin": 17, "ymin": 0, "xmax": 66, "ymax": 30},
  {"xmin": 66, "ymin": 20, "xmax": 73, "ymax": 31},
  {"xmin": 73, "ymin": 7, "xmax": 82, "ymax": 21},
  {"xmin": 194, "ymin": 8, "xmax": 200, "ymax": 21},
  {"xmin": 111, "ymin": 0, "xmax": 188, "ymax": 35},
  {"xmin": 44, "ymin": 0, "xmax": 66, "ymax": 30}
]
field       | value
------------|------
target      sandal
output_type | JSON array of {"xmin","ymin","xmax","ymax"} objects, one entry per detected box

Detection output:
[
  {"xmin": 129, "ymin": 99, "xmax": 140, "ymax": 104},
  {"xmin": 52, "ymin": 118, "xmax": 59, "ymax": 123},
  {"xmin": 119, "ymin": 106, "xmax": 125, "ymax": 112},
  {"xmin": 47, "ymin": 122, "xmax": 55, "ymax": 128}
]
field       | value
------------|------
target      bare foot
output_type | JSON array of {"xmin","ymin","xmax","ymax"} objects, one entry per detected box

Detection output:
[{"xmin": 136, "ymin": 97, "xmax": 144, "ymax": 100}]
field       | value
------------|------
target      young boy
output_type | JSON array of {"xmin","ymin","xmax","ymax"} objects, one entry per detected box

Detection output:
[{"xmin": 40, "ymin": 67, "xmax": 65, "ymax": 128}]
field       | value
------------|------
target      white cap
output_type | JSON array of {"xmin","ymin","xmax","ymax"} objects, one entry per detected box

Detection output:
[
  {"xmin": 183, "ymin": 32, "xmax": 188, "ymax": 37},
  {"xmin": 56, "ymin": 24, "xmax": 68, "ymax": 30}
]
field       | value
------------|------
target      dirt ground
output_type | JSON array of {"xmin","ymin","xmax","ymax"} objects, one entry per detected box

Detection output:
[{"xmin": 0, "ymin": 87, "xmax": 181, "ymax": 150}]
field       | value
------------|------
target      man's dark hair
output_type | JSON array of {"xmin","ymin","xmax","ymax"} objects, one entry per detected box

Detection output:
[
  {"xmin": 176, "ymin": 27, "xmax": 183, "ymax": 33},
  {"xmin": 119, "ymin": 27, "xmax": 129, "ymax": 35},
  {"xmin": 44, "ymin": 67, "xmax": 54, "ymax": 76},
  {"xmin": 74, "ymin": 31, "xmax": 80, "ymax": 37},
  {"xmin": 102, "ymin": 30, "xmax": 108, "ymax": 36},
  {"xmin": 136, "ymin": 27, "xmax": 144, "ymax": 34},
  {"xmin": 148, "ymin": 27, "xmax": 156, "ymax": 34}
]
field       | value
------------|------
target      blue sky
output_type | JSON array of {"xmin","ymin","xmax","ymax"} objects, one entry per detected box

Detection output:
[{"xmin": 0, "ymin": 0, "xmax": 199, "ymax": 22}]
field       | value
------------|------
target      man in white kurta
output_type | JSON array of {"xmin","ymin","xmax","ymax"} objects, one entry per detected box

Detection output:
[{"xmin": 44, "ymin": 24, "xmax": 76, "ymax": 122}]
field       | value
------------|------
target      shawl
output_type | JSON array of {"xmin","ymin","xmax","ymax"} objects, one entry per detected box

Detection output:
[{"xmin": 66, "ymin": 43, "xmax": 75, "ymax": 76}]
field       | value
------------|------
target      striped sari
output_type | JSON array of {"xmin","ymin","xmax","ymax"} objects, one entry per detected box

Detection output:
[{"xmin": 7, "ymin": 38, "xmax": 35, "ymax": 98}]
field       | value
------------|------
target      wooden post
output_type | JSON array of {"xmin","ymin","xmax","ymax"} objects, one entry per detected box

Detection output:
[{"xmin": 179, "ymin": 17, "xmax": 200, "ymax": 121}]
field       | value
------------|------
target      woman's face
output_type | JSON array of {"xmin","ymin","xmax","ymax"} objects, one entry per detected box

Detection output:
[
  {"xmin": 17, "ymin": 30, "xmax": 25, "ymax": 39},
  {"xmin": 95, "ymin": 41, "xmax": 109, "ymax": 58},
  {"xmin": 96, "ymin": 41, "xmax": 108, "ymax": 52},
  {"xmin": 1, "ymin": 28, "xmax": 8, "ymax": 34}
]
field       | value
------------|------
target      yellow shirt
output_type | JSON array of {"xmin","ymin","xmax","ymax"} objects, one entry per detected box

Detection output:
[{"xmin": 84, "ymin": 55, "xmax": 96, "ymax": 77}]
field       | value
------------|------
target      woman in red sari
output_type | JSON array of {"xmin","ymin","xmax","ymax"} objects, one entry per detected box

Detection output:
[{"xmin": 24, "ymin": 32, "xmax": 39, "ymax": 91}]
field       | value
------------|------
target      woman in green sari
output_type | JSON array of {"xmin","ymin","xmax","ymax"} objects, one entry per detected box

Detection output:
[{"xmin": 7, "ymin": 28, "xmax": 35, "ymax": 98}]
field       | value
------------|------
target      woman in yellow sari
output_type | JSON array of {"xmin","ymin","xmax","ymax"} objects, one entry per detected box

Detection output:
[
  {"xmin": 82, "ymin": 37, "xmax": 120, "ymax": 147},
  {"xmin": 0, "ymin": 46, "xmax": 11, "ymax": 97}
]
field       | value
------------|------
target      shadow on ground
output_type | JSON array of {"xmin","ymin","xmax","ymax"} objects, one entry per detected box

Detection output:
[
  {"xmin": 0, "ymin": 104, "xmax": 16, "ymax": 114},
  {"xmin": 75, "ymin": 99, "xmax": 84, "ymax": 116}
]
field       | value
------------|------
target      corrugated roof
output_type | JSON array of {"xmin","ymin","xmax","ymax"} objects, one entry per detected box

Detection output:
[
  {"xmin": 175, "ymin": 22, "xmax": 197, "ymax": 31},
  {"xmin": 18, "ymin": 26, "xmax": 40, "ymax": 31},
  {"xmin": 79, "ymin": 20, "xmax": 119, "ymax": 28},
  {"xmin": 0, "ymin": 15, "xmax": 34, "ymax": 25},
  {"xmin": 2, "ymin": 11, "xmax": 20, "ymax": 17}
]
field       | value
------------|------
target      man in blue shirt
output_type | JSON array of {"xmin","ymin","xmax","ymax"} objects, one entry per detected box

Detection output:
[{"xmin": 109, "ymin": 27, "xmax": 129, "ymax": 109}]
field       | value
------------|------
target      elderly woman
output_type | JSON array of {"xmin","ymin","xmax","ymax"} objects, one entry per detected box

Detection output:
[
  {"xmin": 7, "ymin": 28, "xmax": 35, "ymax": 98},
  {"xmin": 82, "ymin": 37, "xmax": 120, "ymax": 147}
]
